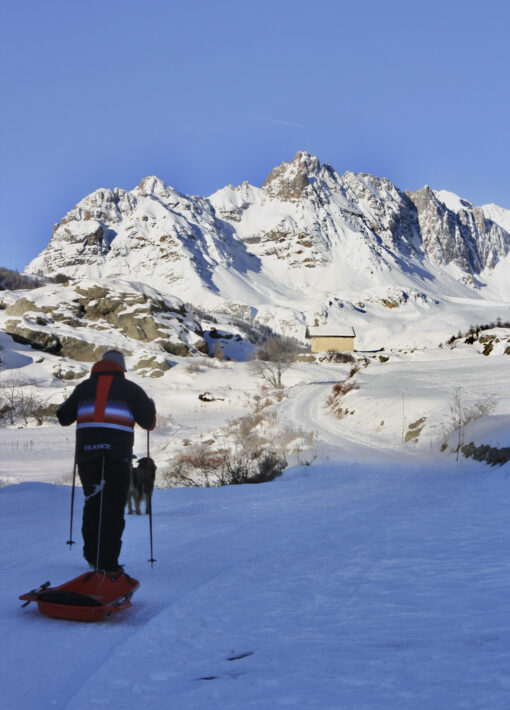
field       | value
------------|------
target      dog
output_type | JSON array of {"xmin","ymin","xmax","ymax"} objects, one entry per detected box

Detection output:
[{"xmin": 127, "ymin": 456, "xmax": 156, "ymax": 515}]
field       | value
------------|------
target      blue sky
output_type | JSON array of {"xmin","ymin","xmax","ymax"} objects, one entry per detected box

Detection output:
[{"xmin": 1, "ymin": 0, "xmax": 509, "ymax": 271}]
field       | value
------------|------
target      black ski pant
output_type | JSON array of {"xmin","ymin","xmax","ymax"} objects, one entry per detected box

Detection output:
[{"xmin": 78, "ymin": 456, "xmax": 131, "ymax": 571}]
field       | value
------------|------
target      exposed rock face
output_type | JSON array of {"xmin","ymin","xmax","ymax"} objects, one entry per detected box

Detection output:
[
  {"xmin": 262, "ymin": 151, "xmax": 321, "ymax": 200},
  {"xmin": 53, "ymin": 365, "xmax": 87, "ymax": 380},
  {"xmin": 4, "ymin": 320, "xmax": 105, "ymax": 361},
  {"xmin": 337, "ymin": 171, "xmax": 421, "ymax": 255},
  {"xmin": 5, "ymin": 320, "xmax": 63, "ymax": 355},
  {"xmin": 134, "ymin": 356, "xmax": 172, "ymax": 378},
  {"xmin": 406, "ymin": 187, "xmax": 509, "ymax": 273},
  {"xmin": 5, "ymin": 298, "xmax": 54, "ymax": 317},
  {"xmin": 42, "ymin": 187, "xmax": 138, "ymax": 272}
]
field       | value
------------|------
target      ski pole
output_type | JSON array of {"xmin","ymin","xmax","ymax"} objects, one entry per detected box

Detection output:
[
  {"xmin": 66, "ymin": 448, "xmax": 77, "ymax": 548},
  {"xmin": 147, "ymin": 429, "xmax": 156, "ymax": 567},
  {"xmin": 95, "ymin": 456, "xmax": 106, "ymax": 571}
]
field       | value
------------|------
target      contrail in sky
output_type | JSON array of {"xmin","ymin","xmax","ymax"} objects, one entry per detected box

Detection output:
[{"xmin": 243, "ymin": 114, "xmax": 304, "ymax": 128}]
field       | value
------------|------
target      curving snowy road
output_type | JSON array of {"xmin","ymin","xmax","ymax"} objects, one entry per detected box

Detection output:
[{"xmin": 280, "ymin": 352, "xmax": 510, "ymax": 464}]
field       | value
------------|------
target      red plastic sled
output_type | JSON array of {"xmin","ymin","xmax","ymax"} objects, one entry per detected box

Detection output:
[{"xmin": 19, "ymin": 570, "xmax": 140, "ymax": 621}]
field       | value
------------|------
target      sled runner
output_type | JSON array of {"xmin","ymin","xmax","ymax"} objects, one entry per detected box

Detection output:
[{"xmin": 19, "ymin": 570, "xmax": 140, "ymax": 621}]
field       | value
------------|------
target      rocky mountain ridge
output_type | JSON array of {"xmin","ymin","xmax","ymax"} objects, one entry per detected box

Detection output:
[
  {"xmin": 23, "ymin": 152, "xmax": 510, "ymax": 344},
  {"xmin": 27, "ymin": 152, "xmax": 510, "ymax": 283}
]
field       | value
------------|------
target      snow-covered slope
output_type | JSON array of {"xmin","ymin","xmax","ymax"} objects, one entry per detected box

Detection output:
[
  {"xmin": 26, "ymin": 177, "xmax": 253, "ymax": 308},
  {"xmin": 481, "ymin": 202, "xmax": 510, "ymax": 234}
]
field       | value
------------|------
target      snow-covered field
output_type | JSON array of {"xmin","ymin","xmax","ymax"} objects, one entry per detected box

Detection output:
[
  {"xmin": 1, "ymin": 326, "xmax": 510, "ymax": 708},
  {"xmin": 2, "ymin": 458, "xmax": 510, "ymax": 708}
]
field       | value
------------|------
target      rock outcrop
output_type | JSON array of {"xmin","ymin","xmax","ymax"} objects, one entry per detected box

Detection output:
[{"xmin": 2, "ymin": 280, "xmax": 208, "ymax": 363}]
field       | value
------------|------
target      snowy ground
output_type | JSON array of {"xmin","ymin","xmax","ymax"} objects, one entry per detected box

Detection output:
[
  {"xmin": 2, "ymin": 457, "xmax": 510, "ymax": 709},
  {"xmin": 1, "ymin": 335, "xmax": 510, "ymax": 708}
]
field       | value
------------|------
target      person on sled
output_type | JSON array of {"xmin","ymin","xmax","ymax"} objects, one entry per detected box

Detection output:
[{"xmin": 57, "ymin": 349, "xmax": 156, "ymax": 574}]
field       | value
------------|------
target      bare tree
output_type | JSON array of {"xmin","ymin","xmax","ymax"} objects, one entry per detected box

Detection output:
[
  {"xmin": 450, "ymin": 387, "xmax": 464, "ymax": 461},
  {"xmin": 249, "ymin": 336, "xmax": 298, "ymax": 389},
  {"xmin": 0, "ymin": 375, "xmax": 19, "ymax": 424},
  {"xmin": 0, "ymin": 374, "xmax": 44, "ymax": 425},
  {"xmin": 447, "ymin": 387, "xmax": 496, "ymax": 461}
]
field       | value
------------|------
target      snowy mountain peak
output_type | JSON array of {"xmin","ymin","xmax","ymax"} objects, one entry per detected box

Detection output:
[
  {"xmin": 434, "ymin": 189, "xmax": 473, "ymax": 213},
  {"xmin": 135, "ymin": 175, "xmax": 172, "ymax": 198},
  {"xmin": 24, "ymin": 153, "xmax": 510, "ymax": 337},
  {"xmin": 262, "ymin": 151, "xmax": 323, "ymax": 199}
]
